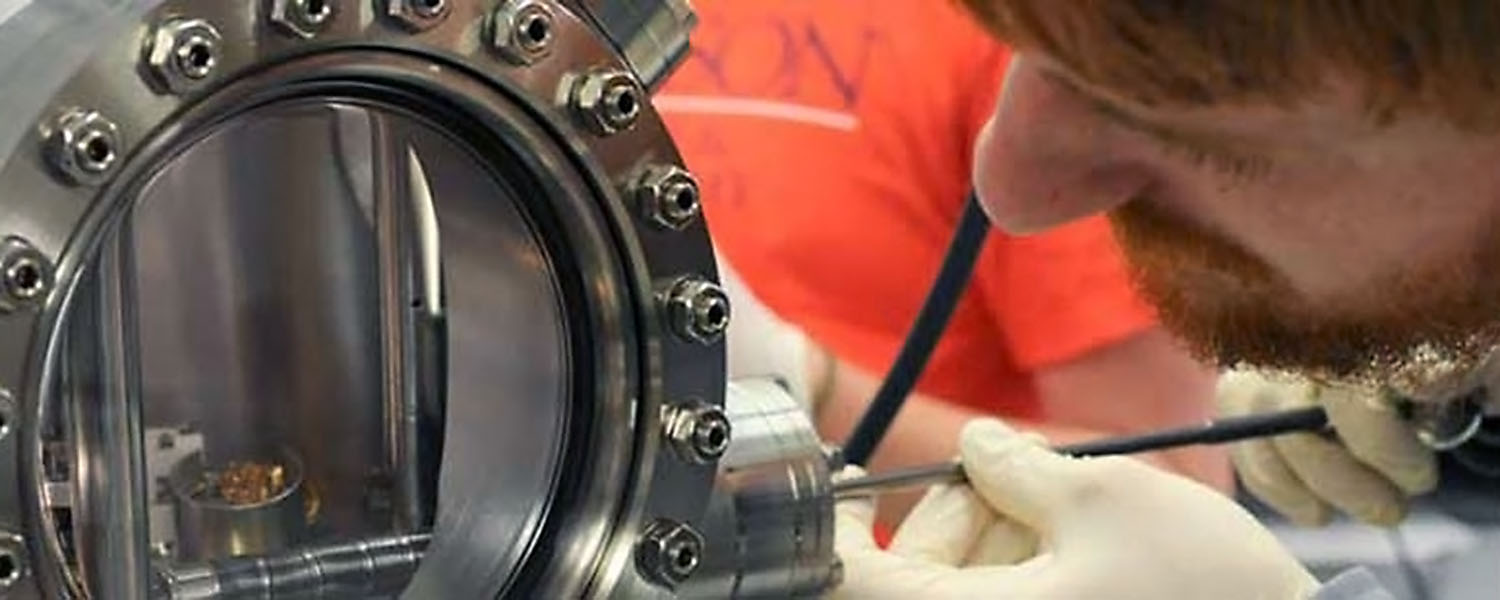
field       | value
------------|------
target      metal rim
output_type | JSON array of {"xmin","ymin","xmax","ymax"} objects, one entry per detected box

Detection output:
[{"xmin": 0, "ymin": 1, "xmax": 720, "ymax": 597}]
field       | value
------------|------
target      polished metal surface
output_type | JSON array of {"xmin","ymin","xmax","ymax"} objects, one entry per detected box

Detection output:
[
  {"xmin": 0, "ymin": 1, "xmax": 719, "ymax": 598},
  {"xmin": 157, "ymin": 532, "xmax": 430, "ymax": 599},
  {"xmin": 681, "ymin": 380, "xmax": 838, "ymax": 599},
  {"xmin": 572, "ymin": 0, "xmax": 696, "ymax": 90},
  {"xmin": 64, "ymin": 233, "xmax": 152, "ymax": 600}
]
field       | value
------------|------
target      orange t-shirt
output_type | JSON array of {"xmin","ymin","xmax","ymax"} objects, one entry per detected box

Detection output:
[{"xmin": 659, "ymin": 1, "xmax": 1158, "ymax": 421}]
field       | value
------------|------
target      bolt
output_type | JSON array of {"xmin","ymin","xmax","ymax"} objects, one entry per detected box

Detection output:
[
  {"xmin": 663, "ymin": 401, "xmax": 732, "ymax": 464},
  {"xmin": 0, "ymin": 387, "xmax": 12, "ymax": 442},
  {"xmin": 635, "ymin": 165, "xmax": 702, "ymax": 230},
  {"xmin": 46, "ymin": 109, "xmax": 121, "ymax": 185},
  {"xmin": 270, "ymin": 0, "xmax": 335, "ymax": 38},
  {"xmin": 386, "ymin": 0, "xmax": 450, "ymax": 31},
  {"xmin": 635, "ymin": 519, "xmax": 704, "ymax": 588},
  {"xmin": 0, "ymin": 533, "xmax": 27, "ymax": 592},
  {"xmin": 660, "ymin": 277, "xmax": 730, "ymax": 345},
  {"xmin": 489, "ymin": 0, "xmax": 555, "ymax": 64},
  {"xmin": 570, "ymin": 69, "xmax": 643, "ymax": 135},
  {"xmin": 144, "ymin": 18, "xmax": 222, "ymax": 94},
  {"xmin": 0, "ymin": 238, "xmax": 53, "ymax": 313}
]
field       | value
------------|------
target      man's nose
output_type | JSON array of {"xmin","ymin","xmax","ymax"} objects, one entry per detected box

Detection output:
[{"xmin": 971, "ymin": 60, "xmax": 1151, "ymax": 234}]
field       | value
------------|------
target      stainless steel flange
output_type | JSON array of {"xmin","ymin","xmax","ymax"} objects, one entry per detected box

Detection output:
[{"xmin": 0, "ymin": 1, "xmax": 720, "ymax": 598}]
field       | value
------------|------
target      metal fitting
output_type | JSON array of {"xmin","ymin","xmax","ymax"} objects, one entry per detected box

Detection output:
[
  {"xmin": 635, "ymin": 165, "xmax": 701, "ymax": 230},
  {"xmin": 0, "ymin": 387, "xmax": 12, "ymax": 442},
  {"xmin": 46, "ymin": 109, "xmax": 121, "ymax": 185},
  {"xmin": 144, "ymin": 18, "xmax": 222, "ymax": 94},
  {"xmin": 0, "ymin": 237, "xmax": 53, "ymax": 313},
  {"xmin": 660, "ymin": 277, "xmax": 730, "ymax": 345},
  {"xmin": 663, "ymin": 400, "xmax": 732, "ymax": 464},
  {"xmin": 570, "ymin": 69, "xmax": 643, "ymax": 135},
  {"xmin": 386, "ymin": 0, "xmax": 450, "ymax": 31},
  {"xmin": 489, "ymin": 0, "xmax": 555, "ymax": 65},
  {"xmin": 0, "ymin": 533, "xmax": 27, "ymax": 592},
  {"xmin": 635, "ymin": 519, "xmax": 705, "ymax": 588},
  {"xmin": 270, "ymin": 0, "xmax": 335, "ymax": 38}
]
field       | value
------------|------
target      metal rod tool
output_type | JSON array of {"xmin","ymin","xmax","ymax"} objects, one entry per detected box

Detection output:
[{"xmin": 834, "ymin": 406, "xmax": 1331, "ymax": 499}]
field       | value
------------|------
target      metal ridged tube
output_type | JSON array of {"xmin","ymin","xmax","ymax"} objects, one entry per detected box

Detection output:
[
  {"xmin": 682, "ymin": 379, "xmax": 839, "ymax": 599},
  {"xmin": 156, "ymin": 533, "xmax": 430, "ymax": 599}
]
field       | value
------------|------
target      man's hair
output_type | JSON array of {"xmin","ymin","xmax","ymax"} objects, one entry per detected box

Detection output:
[{"xmin": 958, "ymin": 1, "xmax": 1500, "ymax": 129}]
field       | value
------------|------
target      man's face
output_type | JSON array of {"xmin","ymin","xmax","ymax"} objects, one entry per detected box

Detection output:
[{"xmin": 974, "ymin": 55, "xmax": 1500, "ymax": 388}]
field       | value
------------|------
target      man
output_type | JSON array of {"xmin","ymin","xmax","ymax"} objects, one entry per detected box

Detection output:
[
  {"xmin": 660, "ymin": 0, "xmax": 1227, "ymax": 527},
  {"xmin": 834, "ymin": 2, "xmax": 1500, "ymax": 598}
]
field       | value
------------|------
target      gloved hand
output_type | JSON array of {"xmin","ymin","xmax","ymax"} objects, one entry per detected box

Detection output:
[
  {"xmin": 832, "ymin": 419, "xmax": 1318, "ymax": 600},
  {"xmin": 1216, "ymin": 370, "xmax": 1438, "ymax": 527}
]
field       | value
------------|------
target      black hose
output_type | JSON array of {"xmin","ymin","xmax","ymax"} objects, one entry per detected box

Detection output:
[{"xmin": 843, "ymin": 194, "xmax": 991, "ymax": 466}]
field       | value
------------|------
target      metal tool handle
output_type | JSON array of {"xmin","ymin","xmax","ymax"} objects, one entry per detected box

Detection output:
[{"xmin": 833, "ymin": 406, "xmax": 1330, "ymax": 499}]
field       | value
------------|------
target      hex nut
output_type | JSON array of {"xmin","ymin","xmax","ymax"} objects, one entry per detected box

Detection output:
[
  {"xmin": 0, "ymin": 387, "xmax": 12, "ymax": 442},
  {"xmin": 270, "ymin": 0, "xmax": 335, "ymax": 38},
  {"xmin": 386, "ymin": 0, "xmax": 450, "ymax": 31},
  {"xmin": 0, "ymin": 533, "xmax": 26, "ymax": 592},
  {"xmin": 635, "ymin": 519, "xmax": 705, "ymax": 588},
  {"xmin": 47, "ymin": 109, "xmax": 121, "ymax": 185},
  {"xmin": 489, "ymin": 0, "xmax": 555, "ymax": 64},
  {"xmin": 660, "ymin": 277, "xmax": 730, "ymax": 345},
  {"xmin": 663, "ymin": 401, "xmax": 731, "ymax": 464},
  {"xmin": 144, "ymin": 18, "xmax": 222, "ymax": 94},
  {"xmin": 0, "ymin": 237, "xmax": 53, "ymax": 313},
  {"xmin": 571, "ymin": 69, "xmax": 643, "ymax": 135},
  {"xmin": 636, "ymin": 165, "xmax": 701, "ymax": 230}
]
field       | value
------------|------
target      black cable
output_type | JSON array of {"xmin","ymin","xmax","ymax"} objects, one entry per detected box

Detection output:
[{"xmin": 843, "ymin": 193, "xmax": 991, "ymax": 466}]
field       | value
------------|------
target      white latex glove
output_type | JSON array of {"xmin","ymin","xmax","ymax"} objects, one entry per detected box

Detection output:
[
  {"xmin": 1217, "ymin": 370, "xmax": 1438, "ymax": 527},
  {"xmin": 833, "ymin": 419, "xmax": 1319, "ymax": 600}
]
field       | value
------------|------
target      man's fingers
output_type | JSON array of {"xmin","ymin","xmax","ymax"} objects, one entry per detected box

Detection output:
[
  {"xmin": 889, "ymin": 484, "xmax": 995, "ymax": 566},
  {"xmin": 1271, "ymin": 432, "xmax": 1409, "ymax": 526},
  {"xmin": 960, "ymin": 418, "xmax": 1085, "ymax": 531},
  {"xmin": 833, "ymin": 467, "xmax": 880, "ymax": 552},
  {"xmin": 1320, "ymin": 386, "xmax": 1438, "ymax": 495},
  {"xmin": 1231, "ymin": 438, "xmax": 1331, "ymax": 527},
  {"xmin": 966, "ymin": 517, "xmax": 1039, "ymax": 566}
]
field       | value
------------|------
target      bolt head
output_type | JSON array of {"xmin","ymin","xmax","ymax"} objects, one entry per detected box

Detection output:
[
  {"xmin": 636, "ymin": 166, "xmax": 701, "ymax": 230},
  {"xmin": 662, "ymin": 277, "xmax": 730, "ymax": 345},
  {"xmin": 0, "ymin": 238, "xmax": 53, "ymax": 313},
  {"xmin": 145, "ymin": 19, "xmax": 222, "ymax": 94},
  {"xmin": 386, "ymin": 0, "xmax": 450, "ymax": 31},
  {"xmin": 490, "ymin": 1, "xmax": 555, "ymax": 64},
  {"xmin": 636, "ymin": 519, "xmax": 705, "ymax": 588},
  {"xmin": 270, "ymin": 0, "xmax": 335, "ymax": 39},
  {"xmin": 0, "ymin": 387, "xmax": 13, "ymax": 442},
  {"xmin": 572, "ymin": 70, "xmax": 643, "ymax": 135},
  {"xmin": 0, "ymin": 533, "xmax": 26, "ymax": 591},
  {"xmin": 665, "ymin": 401, "xmax": 732, "ymax": 463},
  {"xmin": 47, "ymin": 109, "xmax": 120, "ymax": 185}
]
